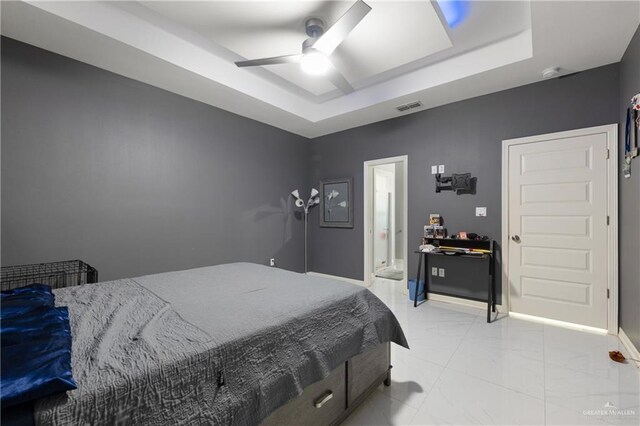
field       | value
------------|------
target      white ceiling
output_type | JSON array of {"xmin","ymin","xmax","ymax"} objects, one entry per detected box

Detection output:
[
  {"xmin": 2, "ymin": 1, "xmax": 639, "ymax": 138},
  {"xmin": 142, "ymin": 1, "xmax": 454, "ymax": 96}
]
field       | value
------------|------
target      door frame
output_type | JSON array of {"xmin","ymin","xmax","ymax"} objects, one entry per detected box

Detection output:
[
  {"xmin": 501, "ymin": 124, "xmax": 618, "ymax": 334},
  {"xmin": 364, "ymin": 155, "xmax": 408, "ymax": 288}
]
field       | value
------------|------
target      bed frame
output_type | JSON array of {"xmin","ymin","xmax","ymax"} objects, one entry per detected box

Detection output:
[
  {"xmin": 1, "ymin": 262, "xmax": 395, "ymax": 425},
  {"xmin": 261, "ymin": 342, "xmax": 391, "ymax": 425},
  {"xmin": 1, "ymin": 340, "xmax": 392, "ymax": 426}
]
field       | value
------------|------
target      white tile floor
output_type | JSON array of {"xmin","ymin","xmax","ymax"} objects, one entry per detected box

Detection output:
[{"xmin": 343, "ymin": 278, "xmax": 640, "ymax": 426}]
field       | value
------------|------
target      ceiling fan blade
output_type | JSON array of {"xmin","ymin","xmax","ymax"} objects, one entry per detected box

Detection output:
[
  {"xmin": 326, "ymin": 62, "xmax": 354, "ymax": 94},
  {"xmin": 235, "ymin": 54, "xmax": 302, "ymax": 68},
  {"xmin": 313, "ymin": 0, "xmax": 372, "ymax": 56}
]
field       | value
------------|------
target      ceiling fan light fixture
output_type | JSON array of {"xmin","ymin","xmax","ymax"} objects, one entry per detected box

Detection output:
[{"xmin": 300, "ymin": 51, "xmax": 331, "ymax": 76}]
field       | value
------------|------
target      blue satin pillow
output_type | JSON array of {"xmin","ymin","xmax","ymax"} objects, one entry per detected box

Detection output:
[
  {"xmin": 1, "ymin": 285, "xmax": 55, "ymax": 317},
  {"xmin": 1, "ymin": 285, "xmax": 77, "ymax": 408}
]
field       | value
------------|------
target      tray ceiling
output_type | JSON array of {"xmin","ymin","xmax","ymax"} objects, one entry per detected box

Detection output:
[
  {"xmin": 2, "ymin": 1, "xmax": 639, "ymax": 138},
  {"xmin": 142, "ymin": 1, "xmax": 454, "ymax": 97}
]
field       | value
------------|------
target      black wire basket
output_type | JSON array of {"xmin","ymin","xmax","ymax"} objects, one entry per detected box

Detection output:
[{"xmin": 1, "ymin": 260, "xmax": 98, "ymax": 291}]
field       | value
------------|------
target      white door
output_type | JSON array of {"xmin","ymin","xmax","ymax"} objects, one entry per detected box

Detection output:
[{"xmin": 507, "ymin": 130, "xmax": 610, "ymax": 329}]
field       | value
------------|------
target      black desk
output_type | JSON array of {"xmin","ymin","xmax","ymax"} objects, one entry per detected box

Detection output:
[{"xmin": 413, "ymin": 238, "xmax": 496, "ymax": 323}]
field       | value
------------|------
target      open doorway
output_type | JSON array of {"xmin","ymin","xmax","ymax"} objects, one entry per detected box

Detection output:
[{"xmin": 364, "ymin": 156, "xmax": 408, "ymax": 288}]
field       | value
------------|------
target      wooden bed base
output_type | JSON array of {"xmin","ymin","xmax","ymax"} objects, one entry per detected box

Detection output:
[
  {"xmin": 261, "ymin": 342, "xmax": 392, "ymax": 426},
  {"xmin": 0, "ymin": 343, "xmax": 391, "ymax": 426}
]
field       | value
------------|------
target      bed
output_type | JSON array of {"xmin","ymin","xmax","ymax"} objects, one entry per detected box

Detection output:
[{"xmin": 4, "ymin": 262, "xmax": 408, "ymax": 425}]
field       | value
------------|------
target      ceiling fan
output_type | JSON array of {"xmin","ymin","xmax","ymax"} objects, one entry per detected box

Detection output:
[{"xmin": 234, "ymin": 0, "xmax": 372, "ymax": 94}]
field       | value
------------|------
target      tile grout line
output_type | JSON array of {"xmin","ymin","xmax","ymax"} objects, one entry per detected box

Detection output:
[
  {"xmin": 442, "ymin": 315, "xmax": 477, "ymax": 368},
  {"xmin": 443, "ymin": 315, "xmax": 547, "ymax": 403},
  {"xmin": 444, "ymin": 363, "xmax": 547, "ymax": 403},
  {"xmin": 408, "ymin": 314, "xmax": 544, "ymax": 414},
  {"xmin": 388, "ymin": 296, "xmax": 480, "ymax": 417},
  {"xmin": 444, "ymin": 359, "xmax": 546, "ymax": 401}
]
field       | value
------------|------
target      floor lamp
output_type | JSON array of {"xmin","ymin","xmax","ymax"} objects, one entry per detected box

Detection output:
[{"xmin": 291, "ymin": 189, "xmax": 320, "ymax": 273}]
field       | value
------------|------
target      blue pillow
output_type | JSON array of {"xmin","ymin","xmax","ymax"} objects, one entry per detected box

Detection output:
[
  {"xmin": 1, "ymin": 285, "xmax": 55, "ymax": 318},
  {"xmin": 1, "ymin": 285, "xmax": 77, "ymax": 408}
]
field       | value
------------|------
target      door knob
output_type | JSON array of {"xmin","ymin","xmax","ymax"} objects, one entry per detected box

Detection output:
[{"xmin": 511, "ymin": 235, "xmax": 521, "ymax": 243}]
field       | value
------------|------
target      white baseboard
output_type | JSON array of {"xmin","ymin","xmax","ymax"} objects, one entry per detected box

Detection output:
[
  {"xmin": 306, "ymin": 272, "xmax": 367, "ymax": 287},
  {"xmin": 619, "ymin": 328, "xmax": 640, "ymax": 369},
  {"xmin": 427, "ymin": 292, "xmax": 502, "ymax": 311},
  {"xmin": 508, "ymin": 312, "xmax": 608, "ymax": 335}
]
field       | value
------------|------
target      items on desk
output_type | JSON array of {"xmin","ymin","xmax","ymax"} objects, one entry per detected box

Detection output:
[
  {"xmin": 422, "ymin": 235, "xmax": 492, "ymax": 256},
  {"xmin": 424, "ymin": 225, "xmax": 435, "ymax": 238},
  {"xmin": 438, "ymin": 246, "xmax": 486, "ymax": 256},
  {"xmin": 451, "ymin": 232, "xmax": 489, "ymax": 241},
  {"xmin": 419, "ymin": 243, "xmax": 487, "ymax": 256},
  {"xmin": 424, "ymin": 222, "xmax": 446, "ymax": 239},
  {"xmin": 424, "ymin": 214, "xmax": 443, "ymax": 238},
  {"xmin": 418, "ymin": 244, "xmax": 437, "ymax": 253}
]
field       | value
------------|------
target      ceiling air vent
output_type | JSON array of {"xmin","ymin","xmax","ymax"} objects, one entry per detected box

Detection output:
[{"xmin": 396, "ymin": 101, "xmax": 423, "ymax": 112}]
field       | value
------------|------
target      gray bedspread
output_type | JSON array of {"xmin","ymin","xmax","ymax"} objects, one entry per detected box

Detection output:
[{"xmin": 35, "ymin": 263, "xmax": 408, "ymax": 425}]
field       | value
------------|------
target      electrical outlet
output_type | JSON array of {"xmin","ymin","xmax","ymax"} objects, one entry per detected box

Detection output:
[
  {"xmin": 438, "ymin": 268, "xmax": 445, "ymax": 277},
  {"xmin": 476, "ymin": 207, "xmax": 487, "ymax": 217},
  {"xmin": 431, "ymin": 267, "xmax": 438, "ymax": 276},
  {"xmin": 438, "ymin": 165, "xmax": 445, "ymax": 174},
  {"xmin": 269, "ymin": 258, "xmax": 276, "ymax": 267},
  {"xmin": 431, "ymin": 165, "xmax": 438, "ymax": 174}
]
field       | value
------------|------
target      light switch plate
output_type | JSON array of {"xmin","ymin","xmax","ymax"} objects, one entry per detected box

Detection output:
[
  {"xmin": 431, "ymin": 267, "xmax": 438, "ymax": 276},
  {"xmin": 431, "ymin": 165, "xmax": 438, "ymax": 175},
  {"xmin": 438, "ymin": 268, "xmax": 445, "ymax": 277},
  {"xmin": 438, "ymin": 165, "xmax": 445, "ymax": 173},
  {"xmin": 476, "ymin": 207, "xmax": 487, "ymax": 217}
]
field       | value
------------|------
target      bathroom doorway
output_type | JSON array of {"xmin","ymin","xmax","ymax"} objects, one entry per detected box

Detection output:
[{"xmin": 364, "ymin": 156, "xmax": 407, "ymax": 287}]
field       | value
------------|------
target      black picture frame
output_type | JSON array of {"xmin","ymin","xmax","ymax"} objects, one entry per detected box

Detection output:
[{"xmin": 319, "ymin": 177, "xmax": 353, "ymax": 228}]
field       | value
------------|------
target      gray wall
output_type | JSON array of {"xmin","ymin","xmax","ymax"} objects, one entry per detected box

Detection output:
[
  {"xmin": 2, "ymin": 34, "xmax": 634, "ymax": 324},
  {"xmin": 619, "ymin": 26, "xmax": 640, "ymax": 349},
  {"xmin": 308, "ymin": 63, "xmax": 620, "ymax": 303},
  {"xmin": 1, "ymin": 37, "xmax": 310, "ymax": 281}
]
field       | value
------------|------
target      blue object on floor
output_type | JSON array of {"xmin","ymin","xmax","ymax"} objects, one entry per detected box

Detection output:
[
  {"xmin": 408, "ymin": 279, "xmax": 425, "ymax": 302},
  {"xmin": 1, "ymin": 285, "xmax": 77, "ymax": 409}
]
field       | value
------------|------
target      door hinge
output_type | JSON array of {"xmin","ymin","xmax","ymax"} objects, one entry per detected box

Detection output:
[
  {"xmin": 607, "ymin": 216, "xmax": 610, "ymax": 225},
  {"xmin": 607, "ymin": 289, "xmax": 610, "ymax": 299},
  {"xmin": 606, "ymin": 148, "xmax": 610, "ymax": 159}
]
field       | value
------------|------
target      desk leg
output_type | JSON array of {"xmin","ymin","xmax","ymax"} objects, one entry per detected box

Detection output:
[
  {"xmin": 491, "ymin": 270, "xmax": 496, "ymax": 313},
  {"xmin": 423, "ymin": 253, "xmax": 428, "ymax": 301},
  {"xmin": 487, "ymin": 282, "xmax": 491, "ymax": 323},
  {"xmin": 487, "ymin": 257, "xmax": 492, "ymax": 323},
  {"xmin": 414, "ymin": 254, "xmax": 422, "ymax": 308}
]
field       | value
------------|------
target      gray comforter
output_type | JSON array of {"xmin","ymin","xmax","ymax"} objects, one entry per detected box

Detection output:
[{"xmin": 35, "ymin": 263, "xmax": 408, "ymax": 425}]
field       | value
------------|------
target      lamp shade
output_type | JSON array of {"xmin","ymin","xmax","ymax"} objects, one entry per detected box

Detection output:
[
  {"xmin": 291, "ymin": 189, "xmax": 300, "ymax": 199},
  {"xmin": 310, "ymin": 188, "xmax": 319, "ymax": 198}
]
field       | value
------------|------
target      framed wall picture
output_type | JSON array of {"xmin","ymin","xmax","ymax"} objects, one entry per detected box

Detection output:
[{"xmin": 319, "ymin": 177, "xmax": 353, "ymax": 228}]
